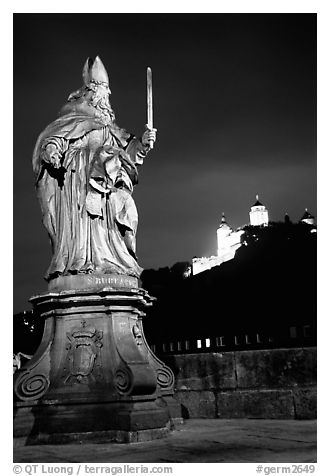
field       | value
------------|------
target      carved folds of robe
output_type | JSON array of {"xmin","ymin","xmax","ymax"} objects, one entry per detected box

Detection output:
[{"xmin": 32, "ymin": 105, "xmax": 148, "ymax": 281}]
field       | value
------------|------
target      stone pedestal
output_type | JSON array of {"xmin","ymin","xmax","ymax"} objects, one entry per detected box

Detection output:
[{"xmin": 14, "ymin": 274, "xmax": 182, "ymax": 444}]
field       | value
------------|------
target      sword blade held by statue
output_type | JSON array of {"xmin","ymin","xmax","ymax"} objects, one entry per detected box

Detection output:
[{"xmin": 147, "ymin": 66, "xmax": 154, "ymax": 149}]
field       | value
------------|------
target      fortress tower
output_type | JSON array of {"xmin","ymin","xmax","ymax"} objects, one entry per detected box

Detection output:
[
  {"xmin": 300, "ymin": 208, "xmax": 315, "ymax": 226},
  {"xmin": 249, "ymin": 195, "xmax": 269, "ymax": 226},
  {"xmin": 217, "ymin": 213, "xmax": 232, "ymax": 255}
]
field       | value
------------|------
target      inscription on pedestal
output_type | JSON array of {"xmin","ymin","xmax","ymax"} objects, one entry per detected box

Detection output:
[
  {"xmin": 87, "ymin": 275, "xmax": 137, "ymax": 288},
  {"xmin": 48, "ymin": 274, "xmax": 139, "ymax": 292}
]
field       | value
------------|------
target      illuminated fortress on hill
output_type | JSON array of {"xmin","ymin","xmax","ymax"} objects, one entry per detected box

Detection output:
[{"xmin": 191, "ymin": 196, "xmax": 315, "ymax": 276}]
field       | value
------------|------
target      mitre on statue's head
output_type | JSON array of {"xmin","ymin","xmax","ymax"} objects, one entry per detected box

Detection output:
[{"xmin": 82, "ymin": 56, "xmax": 111, "ymax": 92}]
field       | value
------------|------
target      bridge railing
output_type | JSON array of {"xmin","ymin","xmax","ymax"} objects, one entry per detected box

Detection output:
[{"xmin": 149, "ymin": 324, "xmax": 316, "ymax": 355}]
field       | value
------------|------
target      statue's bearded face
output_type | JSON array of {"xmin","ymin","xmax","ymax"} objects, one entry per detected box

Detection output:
[
  {"xmin": 99, "ymin": 84, "xmax": 110, "ymax": 95},
  {"xmin": 65, "ymin": 82, "xmax": 115, "ymax": 121},
  {"xmin": 91, "ymin": 85, "xmax": 111, "ymax": 111}
]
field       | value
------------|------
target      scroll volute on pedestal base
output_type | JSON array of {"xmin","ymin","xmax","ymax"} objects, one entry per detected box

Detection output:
[{"xmin": 14, "ymin": 274, "xmax": 183, "ymax": 444}]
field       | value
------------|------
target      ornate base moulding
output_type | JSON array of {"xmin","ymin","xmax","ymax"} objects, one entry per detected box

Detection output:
[{"xmin": 14, "ymin": 274, "xmax": 183, "ymax": 445}]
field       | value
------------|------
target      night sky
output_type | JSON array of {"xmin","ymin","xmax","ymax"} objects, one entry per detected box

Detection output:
[{"xmin": 13, "ymin": 13, "xmax": 316, "ymax": 313}]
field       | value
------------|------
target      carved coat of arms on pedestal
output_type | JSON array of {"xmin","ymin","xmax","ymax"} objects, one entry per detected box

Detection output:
[{"xmin": 64, "ymin": 320, "xmax": 103, "ymax": 385}]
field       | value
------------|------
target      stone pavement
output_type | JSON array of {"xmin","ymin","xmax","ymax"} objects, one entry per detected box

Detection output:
[{"xmin": 14, "ymin": 419, "xmax": 317, "ymax": 463}]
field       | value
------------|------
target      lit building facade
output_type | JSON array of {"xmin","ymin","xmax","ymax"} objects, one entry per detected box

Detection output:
[
  {"xmin": 217, "ymin": 213, "xmax": 244, "ymax": 259},
  {"xmin": 192, "ymin": 213, "xmax": 243, "ymax": 275},
  {"xmin": 249, "ymin": 195, "xmax": 269, "ymax": 226}
]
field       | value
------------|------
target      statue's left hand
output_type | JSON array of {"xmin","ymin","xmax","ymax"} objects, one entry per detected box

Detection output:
[
  {"xmin": 43, "ymin": 144, "xmax": 62, "ymax": 169},
  {"xmin": 142, "ymin": 127, "xmax": 157, "ymax": 148}
]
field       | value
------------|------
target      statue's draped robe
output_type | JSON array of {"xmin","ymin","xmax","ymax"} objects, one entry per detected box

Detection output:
[{"xmin": 32, "ymin": 107, "xmax": 147, "ymax": 280}]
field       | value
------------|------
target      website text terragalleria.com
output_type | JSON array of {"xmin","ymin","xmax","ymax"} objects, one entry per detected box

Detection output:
[{"xmin": 14, "ymin": 465, "xmax": 173, "ymax": 475}]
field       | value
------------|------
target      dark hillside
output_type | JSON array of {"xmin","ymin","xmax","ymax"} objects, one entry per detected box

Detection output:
[{"xmin": 142, "ymin": 222, "xmax": 316, "ymax": 346}]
